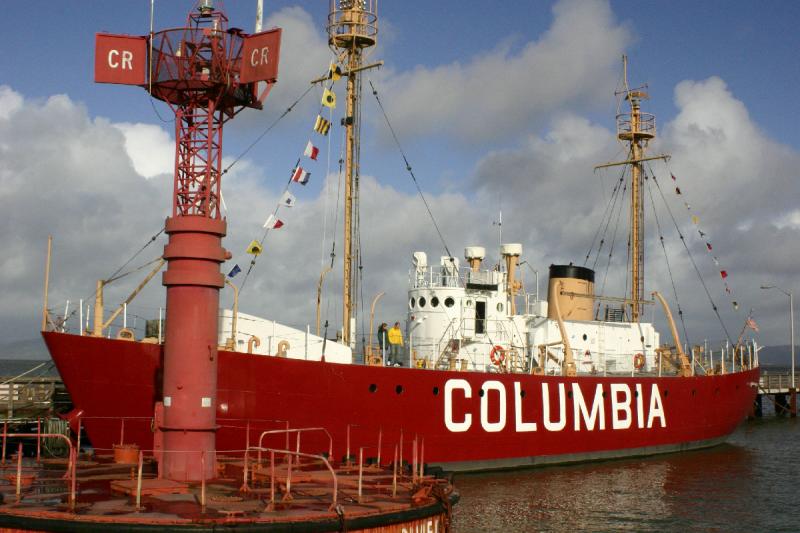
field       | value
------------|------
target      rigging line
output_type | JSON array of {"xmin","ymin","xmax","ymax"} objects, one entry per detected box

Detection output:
[
  {"xmin": 321, "ymin": 91, "xmax": 336, "ymax": 269},
  {"xmin": 239, "ymin": 169, "xmax": 297, "ymax": 291},
  {"xmin": 58, "ymin": 253, "xmax": 165, "ymax": 327},
  {"xmin": 367, "ymin": 79, "xmax": 455, "ymax": 261},
  {"xmin": 105, "ymin": 226, "xmax": 165, "ymax": 284},
  {"xmin": 330, "ymin": 128, "xmax": 346, "ymax": 269},
  {"xmin": 586, "ymin": 167, "xmax": 626, "ymax": 269},
  {"xmin": 105, "ymin": 257, "xmax": 165, "ymax": 284},
  {"xmin": 650, "ymin": 173, "xmax": 734, "ymax": 344},
  {"xmin": 221, "ymin": 83, "xmax": 315, "ymax": 177},
  {"xmin": 645, "ymin": 173, "xmax": 691, "ymax": 346},
  {"xmin": 592, "ymin": 171, "xmax": 627, "ymax": 272},
  {"xmin": 599, "ymin": 173, "xmax": 628, "ymax": 305}
]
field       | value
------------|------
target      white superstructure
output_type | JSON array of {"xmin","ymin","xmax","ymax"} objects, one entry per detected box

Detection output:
[{"xmin": 405, "ymin": 245, "xmax": 661, "ymax": 375}]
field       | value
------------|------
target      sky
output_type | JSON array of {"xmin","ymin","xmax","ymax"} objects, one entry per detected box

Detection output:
[{"xmin": 0, "ymin": 0, "xmax": 798, "ymax": 351}]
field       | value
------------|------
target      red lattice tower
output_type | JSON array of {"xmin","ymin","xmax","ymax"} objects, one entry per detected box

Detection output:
[{"xmin": 95, "ymin": 1, "xmax": 281, "ymax": 481}]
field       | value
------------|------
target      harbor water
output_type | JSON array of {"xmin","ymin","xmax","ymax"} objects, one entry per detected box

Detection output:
[{"xmin": 452, "ymin": 417, "xmax": 800, "ymax": 532}]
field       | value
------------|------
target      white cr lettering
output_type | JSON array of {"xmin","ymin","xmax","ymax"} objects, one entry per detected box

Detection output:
[
  {"xmin": 107, "ymin": 49, "xmax": 133, "ymax": 70},
  {"xmin": 250, "ymin": 46, "xmax": 269, "ymax": 66},
  {"xmin": 444, "ymin": 379, "xmax": 471, "ymax": 432}
]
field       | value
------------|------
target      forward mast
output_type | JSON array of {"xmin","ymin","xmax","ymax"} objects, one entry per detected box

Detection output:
[
  {"xmin": 595, "ymin": 56, "xmax": 669, "ymax": 322},
  {"xmin": 327, "ymin": 0, "xmax": 379, "ymax": 346}
]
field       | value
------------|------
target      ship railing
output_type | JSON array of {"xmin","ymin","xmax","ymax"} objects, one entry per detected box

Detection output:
[
  {"xmin": 410, "ymin": 265, "xmax": 505, "ymax": 289},
  {"xmin": 257, "ymin": 427, "xmax": 334, "ymax": 465},
  {"xmin": 0, "ymin": 426, "xmax": 77, "ymax": 510},
  {"xmin": 616, "ymin": 111, "xmax": 656, "ymax": 137},
  {"xmin": 243, "ymin": 445, "xmax": 339, "ymax": 510}
]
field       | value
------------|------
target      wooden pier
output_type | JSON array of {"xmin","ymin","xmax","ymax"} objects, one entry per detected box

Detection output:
[
  {"xmin": 0, "ymin": 376, "xmax": 68, "ymax": 419},
  {"xmin": 755, "ymin": 372, "xmax": 798, "ymax": 417}
]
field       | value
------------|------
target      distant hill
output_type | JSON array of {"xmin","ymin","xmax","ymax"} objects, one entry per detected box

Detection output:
[
  {"xmin": 0, "ymin": 337, "xmax": 50, "ymax": 360},
  {"xmin": 758, "ymin": 345, "xmax": 798, "ymax": 368}
]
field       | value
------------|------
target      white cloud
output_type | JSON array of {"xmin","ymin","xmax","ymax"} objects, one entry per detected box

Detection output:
[
  {"xmin": 466, "ymin": 76, "xmax": 800, "ymax": 345},
  {"xmin": 0, "ymin": 86, "xmax": 22, "ymax": 120},
  {"xmin": 113, "ymin": 122, "xmax": 173, "ymax": 178},
  {"xmin": 377, "ymin": 0, "xmax": 631, "ymax": 143}
]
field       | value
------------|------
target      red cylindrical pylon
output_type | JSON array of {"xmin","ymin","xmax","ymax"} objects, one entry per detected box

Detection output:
[
  {"xmin": 160, "ymin": 216, "xmax": 227, "ymax": 481},
  {"xmin": 94, "ymin": 1, "xmax": 281, "ymax": 482}
]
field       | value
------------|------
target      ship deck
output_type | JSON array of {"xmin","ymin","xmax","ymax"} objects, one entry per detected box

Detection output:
[{"xmin": 0, "ymin": 443, "xmax": 456, "ymax": 532}]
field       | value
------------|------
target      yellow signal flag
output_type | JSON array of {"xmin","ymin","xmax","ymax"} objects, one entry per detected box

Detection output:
[
  {"xmin": 314, "ymin": 115, "xmax": 332, "ymax": 136},
  {"xmin": 321, "ymin": 88, "xmax": 336, "ymax": 109},
  {"xmin": 691, "ymin": 215, "xmax": 699, "ymax": 225},
  {"xmin": 328, "ymin": 62, "xmax": 342, "ymax": 81},
  {"xmin": 246, "ymin": 240, "xmax": 263, "ymax": 255}
]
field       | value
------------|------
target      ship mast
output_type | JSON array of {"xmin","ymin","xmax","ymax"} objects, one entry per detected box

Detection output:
[
  {"xmin": 595, "ymin": 56, "xmax": 668, "ymax": 322},
  {"xmin": 327, "ymin": 0, "xmax": 378, "ymax": 346}
]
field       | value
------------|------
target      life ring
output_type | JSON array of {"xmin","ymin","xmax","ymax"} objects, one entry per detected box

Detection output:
[
  {"xmin": 490, "ymin": 345, "xmax": 506, "ymax": 366},
  {"xmin": 633, "ymin": 353, "xmax": 645, "ymax": 370}
]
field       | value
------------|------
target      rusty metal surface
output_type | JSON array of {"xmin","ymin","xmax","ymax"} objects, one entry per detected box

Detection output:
[{"xmin": 0, "ymin": 451, "xmax": 456, "ymax": 531}]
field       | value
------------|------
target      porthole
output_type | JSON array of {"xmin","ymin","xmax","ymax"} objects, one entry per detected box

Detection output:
[
  {"xmin": 478, "ymin": 389, "xmax": 485, "ymax": 397},
  {"xmin": 395, "ymin": 385, "xmax": 404, "ymax": 395},
  {"xmin": 432, "ymin": 386, "xmax": 440, "ymax": 396},
  {"xmin": 466, "ymin": 300, "xmax": 473, "ymax": 308},
  {"xmin": 634, "ymin": 389, "xmax": 639, "ymax": 397},
  {"xmin": 496, "ymin": 303, "xmax": 504, "ymax": 312},
  {"xmin": 567, "ymin": 391, "xmax": 573, "ymax": 399},
  {"xmin": 520, "ymin": 390, "xmax": 526, "ymax": 398},
  {"xmin": 369, "ymin": 384, "xmax": 377, "ymax": 393},
  {"xmin": 431, "ymin": 297, "xmax": 440, "ymax": 308},
  {"xmin": 444, "ymin": 297, "xmax": 455, "ymax": 308},
  {"xmin": 582, "ymin": 334, "xmax": 588, "ymax": 341},
  {"xmin": 419, "ymin": 297, "xmax": 427, "ymax": 308},
  {"xmin": 409, "ymin": 297, "xmax": 416, "ymax": 309}
]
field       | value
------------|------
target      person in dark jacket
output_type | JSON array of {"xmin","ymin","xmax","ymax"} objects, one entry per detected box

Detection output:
[{"xmin": 377, "ymin": 322, "xmax": 388, "ymax": 364}]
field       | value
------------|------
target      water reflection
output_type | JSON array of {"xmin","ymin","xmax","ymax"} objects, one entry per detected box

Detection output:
[{"xmin": 450, "ymin": 423, "xmax": 800, "ymax": 532}]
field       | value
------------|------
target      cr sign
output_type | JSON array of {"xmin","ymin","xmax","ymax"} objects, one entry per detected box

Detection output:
[
  {"xmin": 240, "ymin": 28, "xmax": 282, "ymax": 84},
  {"xmin": 95, "ymin": 34, "xmax": 147, "ymax": 85}
]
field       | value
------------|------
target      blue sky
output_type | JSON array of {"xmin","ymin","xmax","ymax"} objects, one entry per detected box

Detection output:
[{"xmin": 0, "ymin": 0, "xmax": 798, "ymax": 347}]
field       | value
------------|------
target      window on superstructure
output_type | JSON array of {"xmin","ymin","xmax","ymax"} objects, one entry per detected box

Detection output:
[
  {"xmin": 419, "ymin": 297, "xmax": 427, "ymax": 308},
  {"xmin": 431, "ymin": 297, "xmax": 440, "ymax": 308},
  {"xmin": 444, "ymin": 297, "xmax": 455, "ymax": 308}
]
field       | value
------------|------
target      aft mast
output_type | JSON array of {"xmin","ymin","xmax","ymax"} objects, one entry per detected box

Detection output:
[
  {"xmin": 327, "ymin": 0, "xmax": 378, "ymax": 346},
  {"xmin": 595, "ymin": 56, "xmax": 668, "ymax": 322}
]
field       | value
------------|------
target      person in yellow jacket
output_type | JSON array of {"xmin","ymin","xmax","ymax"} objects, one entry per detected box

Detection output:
[{"xmin": 387, "ymin": 322, "xmax": 404, "ymax": 366}]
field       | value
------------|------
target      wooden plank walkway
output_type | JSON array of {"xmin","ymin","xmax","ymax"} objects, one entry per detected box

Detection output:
[
  {"xmin": 0, "ymin": 376, "xmax": 68, "ymax": 419},
  {"xmin": 759, "ymin": 372, "xmax": 799, "ymax": 394}
]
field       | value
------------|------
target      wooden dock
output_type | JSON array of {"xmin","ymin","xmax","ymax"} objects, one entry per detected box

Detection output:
[
  {"xmin": 755, "ymin": 372, "xmax": 798, "ymax": 417},
  {"xmin": 0, "ymin": 376, "xmax": 69, "ymax": 419}
]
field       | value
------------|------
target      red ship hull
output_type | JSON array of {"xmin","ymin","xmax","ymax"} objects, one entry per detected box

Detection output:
[{"xmin": 43, "ymin": 331, "xmax": 759, "ymax": 471}]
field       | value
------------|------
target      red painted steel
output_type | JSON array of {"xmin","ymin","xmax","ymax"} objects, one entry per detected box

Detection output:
[
  {"xmin": 240, "ymin": 29, "xmax": 283, "ymax": 84},
  {"xmin": 94, "ymin": 34, "xmax": 147, "ymax": 85},
  {"xmin": 94, "ymin": 3, "xmax": 280, "ymax": 482},
  {"xmin": 43, "ymin": 332, "xmax": 758, "ymax": 471}
]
